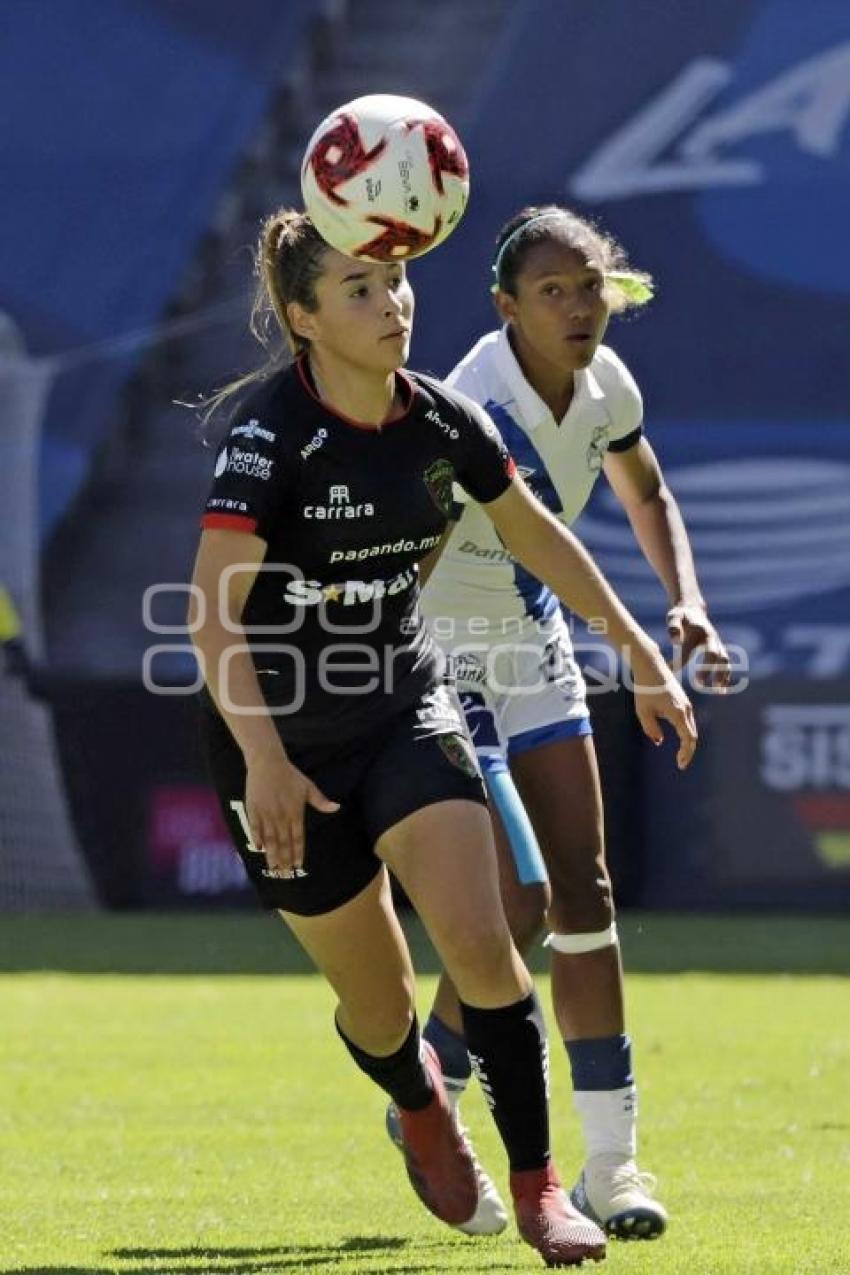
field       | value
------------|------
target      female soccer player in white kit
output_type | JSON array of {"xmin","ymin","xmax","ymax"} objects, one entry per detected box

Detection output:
[{"xmin": 387, "ymin": 205, "xmax": 730, "ymax": 1240}]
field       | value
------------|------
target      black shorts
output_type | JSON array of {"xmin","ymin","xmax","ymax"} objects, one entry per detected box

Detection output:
[{"xmin": 200, "ymin": 686, "xmax": 487, "ymax": 915}]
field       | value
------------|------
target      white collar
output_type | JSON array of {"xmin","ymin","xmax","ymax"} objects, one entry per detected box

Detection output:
[{"xmin": 494, "ymin": 325, "xmax": 605, "ymax": 431}]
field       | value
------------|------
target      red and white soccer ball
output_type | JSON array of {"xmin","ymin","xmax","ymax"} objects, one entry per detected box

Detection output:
[{"xmin": 300, "ymin": 93, "xmax": 470, "ymax": 262}]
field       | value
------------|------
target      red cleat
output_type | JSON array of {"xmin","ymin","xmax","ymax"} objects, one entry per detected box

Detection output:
[
  {"xmin": 396, "ymin": 1041, "xmax": 478, "ymax": 1227},
  {"xmin": 511, "ymin": 1162, "xmax": 607, "ymax": 1267}
]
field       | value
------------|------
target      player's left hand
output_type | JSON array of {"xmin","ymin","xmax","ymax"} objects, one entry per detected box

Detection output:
[{"xmin": 667, "ymin": 603, "xmax": 731, "ymax": 691}]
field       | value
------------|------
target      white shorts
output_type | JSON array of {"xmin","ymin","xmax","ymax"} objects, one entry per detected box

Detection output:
[{"xmin": 440, "ymin": 611, "xmax": 592, "ymax": 773}]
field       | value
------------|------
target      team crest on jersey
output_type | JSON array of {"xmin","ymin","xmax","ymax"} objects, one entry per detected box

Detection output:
[
  {"xmin": 587, "ymin": 425, "xmax": 610, "ymax": 473},
  {"xmin": 437, "ymin": 732, "xmax": 481, "ymax": 779},
  {"xmin": 423, "ymin": 458, "xmax": 455, "ymax": 516}
]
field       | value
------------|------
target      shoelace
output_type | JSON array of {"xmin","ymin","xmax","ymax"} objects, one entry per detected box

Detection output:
[
  {"xmin": 452, "ymin": 1115, "xmax": 491, "ymax": 1188},
  {"xmin": 606, "ymin": 1161, "xmax": 658, "ymax": 1200}
]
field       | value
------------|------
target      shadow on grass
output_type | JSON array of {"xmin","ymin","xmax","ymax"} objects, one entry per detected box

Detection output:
[
  {"xmin": 113, "ymin": 1239, "xmax": 409, "ymax": 1256},
  {"xmin": 3, "ymin": 1234, "xmax": 525, "ymax": 1274},
  {"xmin": 0, "ymin": 912, "xmax": 848, "ymax": 977}
]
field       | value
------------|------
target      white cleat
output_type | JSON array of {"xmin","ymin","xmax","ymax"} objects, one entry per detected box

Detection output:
[
  {"xmin": 571, "ymin": 1153, "xmax": 668, "ymax": 1241},
  {"xmin": 386, "ymin": 1091, "xmax": 509, "ymax": 1236}
]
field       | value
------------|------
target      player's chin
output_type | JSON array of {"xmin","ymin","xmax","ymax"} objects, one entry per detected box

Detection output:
[
  {"xmin": 564, "ymin": 338, "xmax": 599, "ymax": 370},
  {"xmin": 377, "ymin": 332, "xmax": 411, "ymax": 368}
]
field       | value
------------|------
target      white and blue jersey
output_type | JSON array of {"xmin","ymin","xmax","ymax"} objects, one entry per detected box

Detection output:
[
  {"xmin": 422, "ymin": 326, "xmax": 644, "ymax": 775},
  {"xmin": 423, "ymin": 326, "xmax": 643, "ymax": 634}
]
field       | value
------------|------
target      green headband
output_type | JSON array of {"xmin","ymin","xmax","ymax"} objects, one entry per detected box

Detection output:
[{"xmin": 606, "ymin": 271, "xmax": 654, "ymax": 305}]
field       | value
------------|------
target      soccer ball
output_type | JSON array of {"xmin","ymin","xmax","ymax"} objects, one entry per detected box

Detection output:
[{"xmin": 300, "ymin": 94, "xmax": 470, "ymax": 262}]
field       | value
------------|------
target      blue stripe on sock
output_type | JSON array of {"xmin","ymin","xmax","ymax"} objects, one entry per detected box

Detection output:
[
  {"xmin": 566, "ymin": 1034, "xmax": 633, "ymax": 1091},
  {"xmin": 423, "ymin": 1012, "xmax": 472, "ymax": 1082}
]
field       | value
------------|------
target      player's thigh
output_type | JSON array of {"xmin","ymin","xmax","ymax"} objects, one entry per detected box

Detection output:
[
  {"xmin": 361, "ymin": 697, "xmax": 502, "ymax": 946},
  {"xmin": 510, "ymin": 734, "xmax": 613, "ymax": 931},
  {"xmin": 360, "ymin": 692, "xmax": 522, "ymax": 995},
  {"xmin": 280, "ymin": 867, "xmax": 416, "ymax": 1047},
  {"xmin": 377, "ymin": 798, "xmax": 519, "ymax": 989}
]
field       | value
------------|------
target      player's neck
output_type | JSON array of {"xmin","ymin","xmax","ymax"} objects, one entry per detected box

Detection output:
[
  {"xmin": 308, "ymin": 352, "xmax": 399, "ymax": 428},
  {"xmin": 508, "ymin": 327, "xmax": 575, "ymax": 422}
]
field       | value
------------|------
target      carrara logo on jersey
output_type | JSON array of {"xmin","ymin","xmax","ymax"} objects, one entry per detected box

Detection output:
[
  {"xmin": 303, "ymin": 484, "xmax": 375, "ymax": 520},
  {"xmin": 284, "ymin": 567, "xmax": 417, "ymax": 607}
]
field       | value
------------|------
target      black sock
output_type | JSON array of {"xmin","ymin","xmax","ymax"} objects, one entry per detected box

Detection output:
[
  {"xmin": 335, "ymin": 1014, "xmax": 434, "ymax": 1111},
  {"xmin": 460, "ymin": 990, "xmax": 550, "ymax": 1172}
]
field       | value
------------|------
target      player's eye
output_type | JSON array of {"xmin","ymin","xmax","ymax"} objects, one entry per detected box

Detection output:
[
  {"xmin": 585, "ymin": 276, "xmax": 603, "ymax": 293},
  {"xmin": 388, "ymin": 273, "xmax": 404, "ymax": 291},
  {"xmin": 350, "ymin": 285, "xmax": 369, "ymax": 298},
  {"xmin": 541, "ymin": 283, "xmax": 562, "ymax": 297}
]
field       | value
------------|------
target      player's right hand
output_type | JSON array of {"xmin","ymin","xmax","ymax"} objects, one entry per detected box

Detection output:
[
  {"xmin": 245, "ymin": 751, "xmax": 339, "ymax": 877},
  {"xmin": 628, "ymin": 643, "xmax": 699, "ymax": 771}
]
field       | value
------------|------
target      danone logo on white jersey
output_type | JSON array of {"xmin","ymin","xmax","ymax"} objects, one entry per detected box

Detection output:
[
  {"xmin": 303, "ymin": 484, "xmax": 375, "ymax": 520},
  {"xmin": 216, "ymin": 446, "xmax": 274, "ymax": 481},
  {"xmin": 458, "ymin": 538, "xmax": 512, "ymax": 564},
  {"xmin": 285, "ymin": 567, "xmax": 417, "ymax": 607},
  {"xmin": 232, "ymin": 418, "xmax": 276, "ymax": 443}
]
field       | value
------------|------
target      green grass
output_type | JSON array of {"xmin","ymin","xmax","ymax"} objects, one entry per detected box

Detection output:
[{"xmin": 1, "ymin": 914, "xmax": 848, "ymax": 1274}]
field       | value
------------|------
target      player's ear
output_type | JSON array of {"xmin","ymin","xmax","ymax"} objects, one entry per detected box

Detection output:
[
  {"xmin": 492, "ymin": 288, "xmax": 517, "ymax": 324},
  {"xmin": 287, "ymin": 301, "xmax": 319, "ymax": 343}
]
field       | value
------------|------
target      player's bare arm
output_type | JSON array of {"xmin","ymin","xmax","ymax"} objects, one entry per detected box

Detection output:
[
  {"xmin": 604, "ymin": 438, "xmax": 731, "ymax": 688},
  {"xmin": 484, "ymin": 477, "xmax": 697, "ymax": 768},
  {"xmin": 190, "ymin": 529, "xmax": 338, "ymax": 872}
]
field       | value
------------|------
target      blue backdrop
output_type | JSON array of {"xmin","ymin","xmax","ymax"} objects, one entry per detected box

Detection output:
[
  {"xmin": 1, "ymin": 0, "xmax": 318, "ymax": 533},
  {"xmin": 409, "ymin": 0, "xmax": 850, "ymax": 905}
]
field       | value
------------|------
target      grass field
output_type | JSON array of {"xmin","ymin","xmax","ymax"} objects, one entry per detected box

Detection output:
[{"xmin": 1, "ymin": 913, "xmax": 848, "ymax": 1275}]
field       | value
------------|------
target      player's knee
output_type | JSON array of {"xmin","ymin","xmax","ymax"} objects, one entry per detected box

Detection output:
[
  {"xmin": 439, "ymin": 915, "xmax": 515, "ymax": 987},
  {"xmin": 547, "ymin": 859, "xmax": 614, "ymax": 934},
  {"xmin": 337, "ymin": 992, "xmax": 415, "ymax": 1057},
  {"xmin": 503, "ymin": 882, "xmax": 548, "ymax": 954}
]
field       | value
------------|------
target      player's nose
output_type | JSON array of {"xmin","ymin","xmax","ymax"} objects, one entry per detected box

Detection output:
[
  {"xmin": 568, "ymin": 291, "xmax": 592, "ymax": 320},
  {"xmin": 383, "ymin": 289, "xmax": 404, "ymax": 316}
]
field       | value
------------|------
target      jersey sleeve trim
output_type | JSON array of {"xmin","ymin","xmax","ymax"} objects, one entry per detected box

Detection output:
[
  {"xmin": 607, "ymin": 425, "xmax": 643, "ymax": 454},
  {"xmin": 200, "ymin": 513, "xmax": 260, "ymax": 533}
]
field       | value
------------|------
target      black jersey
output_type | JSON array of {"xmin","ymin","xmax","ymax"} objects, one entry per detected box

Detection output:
[{"xmin": 201, "ymin": 356, "xmax": 516, "ymax": 744}]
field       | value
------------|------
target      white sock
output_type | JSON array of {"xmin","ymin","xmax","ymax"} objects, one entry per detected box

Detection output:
[
  {"xmin": 573, "ymin": 1085, "xmax": 638, "ymax": 1161},
  {"xmin": 443, "ymin": 1075, "xmax": 469, "ymax": 1106}
]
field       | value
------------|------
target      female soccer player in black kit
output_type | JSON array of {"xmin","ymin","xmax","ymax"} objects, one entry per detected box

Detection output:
[{"xmin": 189, "ymin": 208, "xmax": 697, "ymax": 1268}]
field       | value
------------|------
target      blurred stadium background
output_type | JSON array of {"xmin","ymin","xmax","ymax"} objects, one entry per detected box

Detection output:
[{"xmin": 2, "ymin": 0, "xmax": 849, "ymax": 918}]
